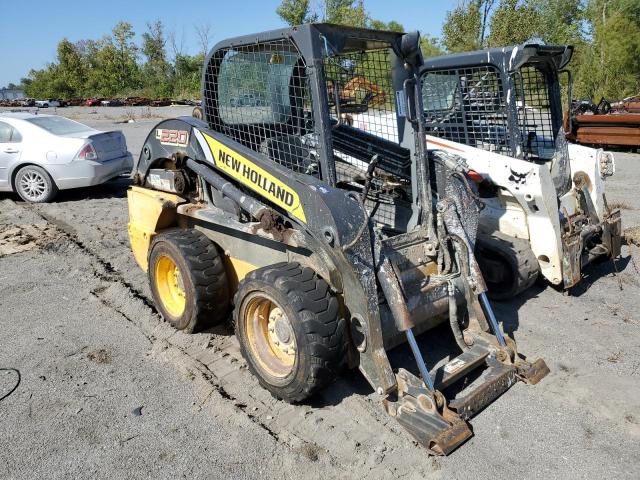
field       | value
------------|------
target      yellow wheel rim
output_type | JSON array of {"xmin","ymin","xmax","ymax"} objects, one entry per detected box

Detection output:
[
  {"xmin": 244, "ymin": 293, "xmax": 296, "ymax": 379},
  {"xmin": 155, "ymin": 255, "xmax": 186, "ymax": 317}
]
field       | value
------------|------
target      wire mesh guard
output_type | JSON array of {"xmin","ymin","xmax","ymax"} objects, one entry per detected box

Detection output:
[
  {"xmin": 514, "ymin": 66, "xmax": 556, "ymax": 160},
  {"xmin": 421, "ymin": 66, "xmax": 511, "ymax": 155},
  {"xmin": 204, "ymin": 39, "xmax": 412, "ymax": 231},
  {"xmin": 323, "ymin": 48, "xmax": 412, "ymax": 231},
  {"xmin": 204, "ymin": 39, "xmax": 319, "ymax": 177},
  {"xmin": 421, "ymin": 64, "xmax": 557, "ymax": 162}
]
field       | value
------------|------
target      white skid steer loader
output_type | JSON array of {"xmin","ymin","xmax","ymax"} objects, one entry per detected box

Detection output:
[{"xmin": 350, "ymin": 42, "xmax": 622, "ymax": 299}]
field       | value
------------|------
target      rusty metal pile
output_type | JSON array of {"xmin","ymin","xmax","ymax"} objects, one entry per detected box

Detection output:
[{"xmin": 566, "ymin": 95, "xmax": 640, "ymax": 149}]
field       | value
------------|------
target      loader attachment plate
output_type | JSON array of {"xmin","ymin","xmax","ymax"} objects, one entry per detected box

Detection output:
[
  {"xmin": 448, "ymin": 357, "xmax": 518, "ymax": 419},
  {"xmin": 383, "ymin": 369, "xmax": 473, "ymax": 455},
  {"xmin": 394, "ymin": 401, "xmax": 473, "ymax": 456}
]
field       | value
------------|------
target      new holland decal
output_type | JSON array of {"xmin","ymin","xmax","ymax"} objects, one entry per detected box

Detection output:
[{"xmin": 201, "ymin": 132, "xmax": 307, "ymax": 223}]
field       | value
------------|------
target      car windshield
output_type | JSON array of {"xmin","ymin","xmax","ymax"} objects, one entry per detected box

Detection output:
[{"xmin": 26, "ymin": 116, "xmax": 92, "ymax": 135}]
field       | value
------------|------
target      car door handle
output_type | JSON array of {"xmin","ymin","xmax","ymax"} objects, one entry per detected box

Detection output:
[{"xmin": 4, "ymin": 148, "xmax": 19, "ymax": 153}]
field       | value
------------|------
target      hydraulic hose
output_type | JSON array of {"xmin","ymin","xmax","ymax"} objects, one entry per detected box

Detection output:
[
  {"xmin": 436, "ymin": 212, "xmax": 452, "ymax": 274},
  {"xmin": 447, "ymin": 280, "xmax": 468, "ymax": 351},
  {"xmin": 185, "ymin": 158, "xmax": 272, "ymax": 221}
]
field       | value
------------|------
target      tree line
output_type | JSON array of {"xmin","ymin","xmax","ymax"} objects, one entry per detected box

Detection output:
[
  {"xmin": 437, "ymin": 0, "xmax": 640, "ymax": 101},
  {"xmin": 14, "ymin": 0, "xmax": 640, "ymax": 102},
  {"xmin": 21, "ymin": 21, "xmax": 208, "ymax": 100}
]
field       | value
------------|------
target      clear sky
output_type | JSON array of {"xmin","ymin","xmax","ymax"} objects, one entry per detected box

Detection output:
[{"xmin": 0, "ymin": 0, "xmax": 454, "ymax": 87}]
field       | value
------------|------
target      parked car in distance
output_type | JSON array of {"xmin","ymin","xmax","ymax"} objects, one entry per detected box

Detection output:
[
  {"xmin": 35, "ymin": 99, "xmax": 61, "ymax": 108},
  {"xmin": 0, "ymin": 113, "xmax": 133, "ymax": 202},
  {"xmin": 19, "ymin": 98, "xmax": 36, "ymax": 107},
  {"xmin": 85, "ymin": 98, "xmax": 102, "ymax": 107},
  {"xmin": 101, "ymin": 99, "xmax": 124, "ymax": 107}
]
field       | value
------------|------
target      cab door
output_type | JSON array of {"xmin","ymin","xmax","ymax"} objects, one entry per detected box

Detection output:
[{"xmin": 0, "ymin": 121, "xmax": 23, "ymax": 189}]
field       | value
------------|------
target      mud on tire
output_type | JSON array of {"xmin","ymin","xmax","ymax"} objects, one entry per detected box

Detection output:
[
  {"xmin": 234, "ymin": 262, "xmax": 346, "ymax": 403},
  {"xmin": 148, "ymin": 229, "xmax": 229, "ymax": 333}
]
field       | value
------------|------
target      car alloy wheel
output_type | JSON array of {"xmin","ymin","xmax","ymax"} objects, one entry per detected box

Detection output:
[{"xmin": 18, "ymin": 170, "xmax": 48, "ymax": 201}]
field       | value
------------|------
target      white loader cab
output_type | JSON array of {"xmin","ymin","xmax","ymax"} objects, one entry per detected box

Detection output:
[
  {"xmin": 418, "ymin": 42, "xmax": 621, "ymax": 298},
  {"xmin": 349, "ymin": 42, "xmax": 621, "ymax": 299}
]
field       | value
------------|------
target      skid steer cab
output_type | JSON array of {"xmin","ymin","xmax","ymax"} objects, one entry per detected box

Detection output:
[
  {"xmin": 127, "ymin": 24, "xmax": 548, "ymax": 455},
  {"xmin": 416, "ymin": 42, "xmax": 622, "ymax": 298}
]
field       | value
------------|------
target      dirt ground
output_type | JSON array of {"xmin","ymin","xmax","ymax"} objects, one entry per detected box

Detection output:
[{"xmin": 1, "ymin": 106, "xmax": 639, "ymax": 479}]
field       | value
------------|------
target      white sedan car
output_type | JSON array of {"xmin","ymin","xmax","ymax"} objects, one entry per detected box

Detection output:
[
  {"xmin": 0, "ymin": 113, "xmax": 133, "ymax": 202},
  {"xmin": 35, "ymin": 99, "xmax": 61, "ymax": 108}
]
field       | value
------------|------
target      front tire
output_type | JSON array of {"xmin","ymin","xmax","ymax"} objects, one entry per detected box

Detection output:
[
  {"xmin": 14, "ymin": 165, "xmax": 58, "ymax": 203},
  {"xmin": 476, "ymin": 233, "xmax": 539, "ymax": 300},
  {"xmin": 192, "ymin": 106, "xmax": 203, "ymax": 120},
  {"xmin": 148, "ymin": 229, "xmax": 229, "ymax": 333},
  {"xmin": 234, "ymin": 263, "xmax": 346, "ymax": 403}
]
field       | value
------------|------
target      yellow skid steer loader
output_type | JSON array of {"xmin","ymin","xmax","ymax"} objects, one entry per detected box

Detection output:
[{"xmin": 127, "ymin": 24, "xmax": 548, "ymax": 455}]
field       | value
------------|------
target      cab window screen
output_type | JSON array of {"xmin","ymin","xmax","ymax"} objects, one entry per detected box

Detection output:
[
  {"xmin": 514, "ymin": 66, "xmax": 556, "ymax": 160},
  {"xmin": 217, "ymin": 49, "xmax": 298, "ymax": 125},
  {"xmin": 421, "ymin": 66, "xmax": 510, "ymax": 156},
  {"xmin": 203, "ymin": 39, "xmax": 319, "ymax": 178}
]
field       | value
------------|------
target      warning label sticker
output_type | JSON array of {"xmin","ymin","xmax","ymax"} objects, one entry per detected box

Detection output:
[{"xmin": 444, "ymin": 358, "xmax": 466, "ymax": 374}]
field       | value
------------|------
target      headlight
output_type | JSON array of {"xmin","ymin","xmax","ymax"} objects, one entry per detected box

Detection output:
[{"xmin": 597, "ymin": 150, "xmax": 615, "ymax": 178}]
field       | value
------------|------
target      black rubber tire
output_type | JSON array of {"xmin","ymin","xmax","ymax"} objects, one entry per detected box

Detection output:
[
  {"xmin": 148, "ymin": 229, "xmax": 229, "ymax": 333},
  {"xmin": 192, "ymin": 106, "xmax": 203, "ymax": 120},
  {"xmin": 14, "ymin": 165, "xmax": 58, "ymax": 203},
  {"xmin": 234, "ymin": 262, "xmax": 346, "ymax": 403},
  {"xmin": 476, "ymin": 232, "xmax": 539, "ymax": 301}
]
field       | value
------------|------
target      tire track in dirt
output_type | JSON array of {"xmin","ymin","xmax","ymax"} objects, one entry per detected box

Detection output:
[{"xmin": 20, "ymin": 201, "xmax": 441, "ymax": 478}]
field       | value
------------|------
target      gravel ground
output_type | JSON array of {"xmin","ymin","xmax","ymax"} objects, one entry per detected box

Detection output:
[{"xmin": 1, "ymin": 106, "xmax": 639, "ymax": 479}]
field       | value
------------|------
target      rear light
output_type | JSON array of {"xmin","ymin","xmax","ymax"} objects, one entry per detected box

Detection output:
[
  {"xmin": 77, "ymin": 143, "xmax": 97, "ymax": 161},
  {"xmin": 467, "ymin": 169, "xmax": 484, "ymax": 183}
]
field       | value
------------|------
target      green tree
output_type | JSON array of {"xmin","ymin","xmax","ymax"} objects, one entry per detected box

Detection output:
[
  {"xmin": 533, "ymin": 0, "xmax": 585, "ymax": 45},
  {"xmin": 111, "ymin": 22, "xmax": 140, "ymax": 93},
  {"xmin": 369, "ymin": 20, "xmax": 405, "ymax": 32},
  {"xmin": 325, "ymin": 0, "xmax": 368, "ymax": 26},
  {"xmin": 173, "ymin": 53, "xmax": 204, "ymax": 98},
  {"xmin": 23, "ymin": 39, "xmax": 88, "ymax": 98},
  {"xmin": 276, "ymin": 0, "xmax": 315, "ymax": 25},
  {"xmin": 487, "ymin": 0, "xmax": 540, "ymax": 47},
  {"xmin": 24, "ymin": 67, "xmax": 55, "ymax": 98},
  {"xmin": 55, "ymin": 39, "xmax": 87, "ymax": 97},
  {"xmin": 277, "ymin": 0, "xmax": 376, "ymax": 28},
  {"xmin": 421, "ymin": 35, "xmax": 445, "ymax": 58},
  {"xmin": 142, "ymin": 20, "xmax": 173, "ymax": 97},
  {"xmin": 442, "ymin": 1, "xmax": 493, "ymax": 52},
  {"xmin": 576, "ymin": 0, "xmax": 640, "ymax": 99}
]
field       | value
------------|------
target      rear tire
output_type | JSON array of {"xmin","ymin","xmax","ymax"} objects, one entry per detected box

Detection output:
[
  {"xmin": 148, "ymin": 229, "xmax": 229, "ymax": 333},
  {"xmin": 192, "ymin": 106, "xmax": 203, "ymax": 120},
  {"xmin": 476, "ymin": 233, "xmax": 539, "ymax": 301},
  {"xmin": 234, "ymin": 262, "xmax": 346, "ymax": 403},
  {"xmin": 14, "ymin": 165, "xmax": 58, "ymax": 203}
]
